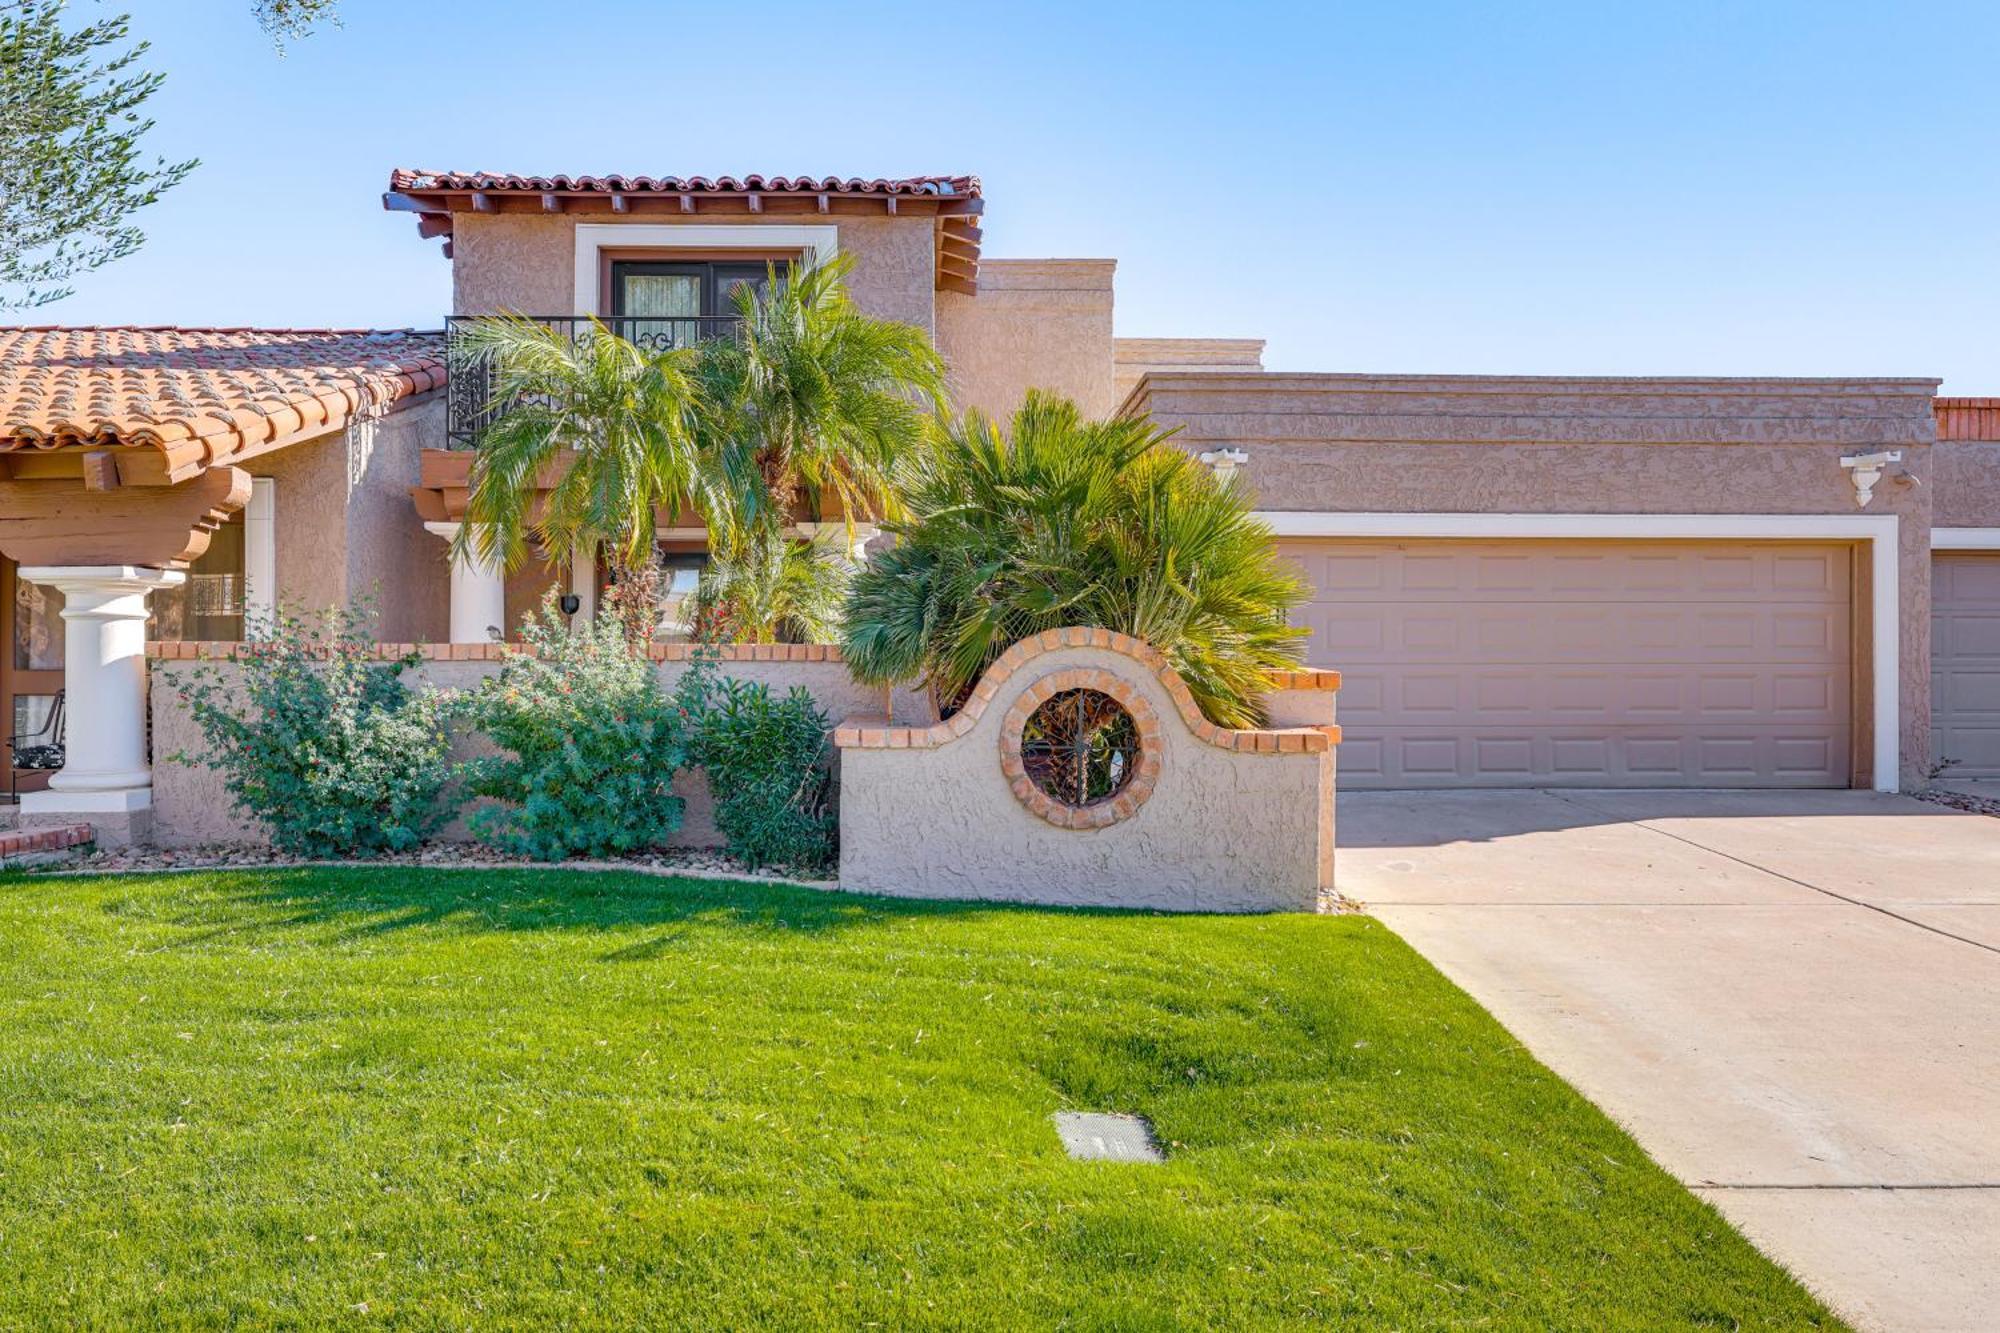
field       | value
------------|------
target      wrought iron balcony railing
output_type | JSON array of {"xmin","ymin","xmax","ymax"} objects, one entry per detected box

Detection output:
[{"xmin": 443, "ymin": 314, "xmax": 744, "ymax": 447}]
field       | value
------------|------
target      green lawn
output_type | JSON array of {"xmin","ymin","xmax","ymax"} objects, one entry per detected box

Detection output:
[{"xmin": 0, "ymin": 868, "xmax": 1837, "ymax": 1329}]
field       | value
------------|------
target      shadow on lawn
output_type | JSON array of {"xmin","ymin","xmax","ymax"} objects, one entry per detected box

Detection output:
[{"xmin": 169, "ymin": 863, "xmax": 1133, "ymax": 949}]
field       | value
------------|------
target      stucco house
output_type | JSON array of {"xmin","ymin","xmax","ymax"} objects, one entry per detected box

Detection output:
[{"xmin": 0, "ymin": 167, "xmax": 1995, "ymax": 845}]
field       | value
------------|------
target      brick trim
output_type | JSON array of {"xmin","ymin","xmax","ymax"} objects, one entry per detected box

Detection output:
[
  {"xmin": 998, "ymin": 668, "xmax": 1163, "ymax": 829},
  {"xmin": 147, "ymin": 641, "xmax": 848, "ymax": 664},
  {"xmin": 831, "ymin": 627, "xmax": 1341, "ymax": 754},
  {"xmin": 0, "ymin": 823, "xmax": 93, "ymax": 858}
]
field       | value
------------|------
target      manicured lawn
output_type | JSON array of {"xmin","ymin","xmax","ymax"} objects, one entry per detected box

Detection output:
[{"xmin": 0, "ymin": 868, "xmax": 1838, "ymax": 1328}]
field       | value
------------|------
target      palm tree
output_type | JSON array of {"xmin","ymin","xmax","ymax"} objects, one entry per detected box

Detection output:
[
  {"xmin": 699, "ymin": 252, "xmax": 947, "ymax": 533},
  {"xmin": 687, "ymin": 529, "xmax": 850, "ymax": 645},
  {"xmin": 450, "ymin": 315, "xmax": 755, "ymax": 577},
  {"xmin": 842, "ymin": 391, "xmax": 1308, "ymax": 728}
]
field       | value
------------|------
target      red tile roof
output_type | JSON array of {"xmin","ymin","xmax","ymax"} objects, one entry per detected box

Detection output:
[
  {"xmin": 389, "ymin": 169, "xmax": 980, "ymax": 198},
  {"xmin": 1936, "ymin": 397, "xmax": 2000, "ymax": 441},
  {"xmin": 0, "ymin": 327, "xmax": 445, "ymax": 481}
]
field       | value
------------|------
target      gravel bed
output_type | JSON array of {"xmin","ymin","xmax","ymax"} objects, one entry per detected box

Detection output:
[
  {"xmin": 47, "ymin": 841, "xmax": 834, "ymax": 887},
  {"xmin": 1914, "ymin": 786, "xmax": 2000, "ymax": 819}
]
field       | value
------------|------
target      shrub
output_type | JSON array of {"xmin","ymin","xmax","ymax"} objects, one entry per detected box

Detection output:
[
  {"xmin": 681, "ymin": 654, "xmax": 836, "ymax": 874},
  {"xmin": 459, "ymin": 586, "xmax": 691, "ymax": 860},
  {"xmin": 173, "ymin": 604, "xmax": 450, "ymax": 857},
  {"xmin": 842, "ymin": 391, "xmax": 1307, "ymax": 727}
]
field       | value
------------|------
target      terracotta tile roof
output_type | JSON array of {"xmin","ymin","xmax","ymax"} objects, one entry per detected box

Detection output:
[
  {"xmin": 389, "ymin": 169, "xmax": 980, "ymax": 198},
  {"xmin": 1936, "ymin": 397, "xmax": 2000, "ymax": 441},
  {"xmin": 0, "ymin": 327, "xmax": 445, "ymax": 481}
]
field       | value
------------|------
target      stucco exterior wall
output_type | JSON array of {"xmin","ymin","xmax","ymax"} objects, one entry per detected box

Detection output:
[
  {"xmin": 1113, "ymin": 337, "xmax": 1265, "ymax": 409},
  {"xmin": 836, "ymin": 637, "xmax": 1334, "ymax": 912},
  {"xmin": 935, "ymin": 259, "xmax": 1117, "ymax": 418},
  {"xmin": 1937, "ymin": 439, "xmax": 2000, "ymax": 528},
  {"xmin": 1130, "ymin": 373, "xmax": 1941, "ymax": 787},
  {"xmin": 246, "ymin": 433, "xmax": 348, "ymax": 616},
  {"xmin": 448, "ymin": 213, "xmax": 937, "ymax": 331},
  {"xmin": 147, "ymin": 652, "xmax": 930, "ymax": 849},
  {"xmin": 346, "ymin": 397, "xmax": 449, "ymax": 640}
]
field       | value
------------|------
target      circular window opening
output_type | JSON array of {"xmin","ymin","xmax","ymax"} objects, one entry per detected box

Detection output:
[{"xmin": 1021, "ymin": 688, "xmax": 1142, "ymax": 808}]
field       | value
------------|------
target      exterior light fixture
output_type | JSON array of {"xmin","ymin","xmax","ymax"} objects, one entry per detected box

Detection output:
[
  {"xmin": 1197, "ymin": 447, "xmax": 1249, "ymax": 486},
  {"xmin": 1839, "ymin": 450, "xmax": 1903, "ymax": 508},
  {"xmin": 559, "ymin": 593, "xmax": 582, "ymax": 617}
]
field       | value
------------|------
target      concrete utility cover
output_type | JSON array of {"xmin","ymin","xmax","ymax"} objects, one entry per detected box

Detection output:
[{"xmin": 1053, "ymin": 1112, "xmax": 1165, "ymax": 1163}]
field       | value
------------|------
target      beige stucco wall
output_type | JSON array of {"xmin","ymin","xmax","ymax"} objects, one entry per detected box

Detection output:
[
  {"xmin": 241, "ymin": 392, "xmax": 449, "ymax": 640},
  {"xmin": 1113, "ymin": 337, "xmax": 1265, "ymax": 409},
  {"xmin": 1131, "ymin": 372, "xmax": 1941, "ymax": 787},
  {"xmin": 448, "ymin": 212, "xmax": 938, "ymax": 332},
  {"xmin": 1937, "ymin": 440, "xmax": 2000, "ymax": 528},
  {"xmin": 935, "ymin": 259, "xmax": 1117, "ymax": 419},
  {"xmin": 837, "ymin": 642, "xmax": 1331, "ymax": 912},
  {"xmin": 148, "ymin": 654, "xmax": 929, "ymax": 849}
]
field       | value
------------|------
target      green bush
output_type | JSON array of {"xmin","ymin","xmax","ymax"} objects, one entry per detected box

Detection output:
[
  {"xmin": 459, "ymin": 590, "xmax": 692, "ymax": 860},
  {"xmin": 173, "ymin": 605, "xmax": 450, "ymax": 857},
  {"xmin": 683, "ymin": 658, "xmax": 836, "ymax": 874}
]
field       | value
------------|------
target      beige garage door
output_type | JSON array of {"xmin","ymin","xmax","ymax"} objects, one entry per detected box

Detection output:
[
  {"xmin": 1279, "ymin": 539, "xmax": 1854, "ymax": 789},
  {"xmin": 1932, "ymin": 553, "xmax": 2000, "ymax": 779}
]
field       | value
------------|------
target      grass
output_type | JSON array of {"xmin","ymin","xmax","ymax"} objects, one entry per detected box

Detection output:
[{"xmin": 0, "ymin": 867, "xmax": 1838, "ymax": 1329}]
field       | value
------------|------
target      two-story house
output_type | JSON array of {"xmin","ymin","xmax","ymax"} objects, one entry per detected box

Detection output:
[{"xmin": 0, "ymin": 167, "xmax": 1995, "ymax": 844}]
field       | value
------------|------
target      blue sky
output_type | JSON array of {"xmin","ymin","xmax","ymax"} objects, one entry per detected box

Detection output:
[{"xmin": 41, "ymin": 0, "xmax": 2000, "ymax": 391}]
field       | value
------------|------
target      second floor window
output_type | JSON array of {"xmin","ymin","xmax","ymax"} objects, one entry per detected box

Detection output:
[{"xmin": 611, "ymin": 261, "xmax": 775, "ymax": 323}]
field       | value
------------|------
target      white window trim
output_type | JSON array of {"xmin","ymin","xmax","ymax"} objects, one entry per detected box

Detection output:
[
  {"xmin": 1253, "ymin": 510, "xmax": 1902, "ymax": 793},
  {"xmin": 1932, "ymin": 527, "xmax": 2000, "ymax": 551},
  {"xmin": 243, "ymin": 476, "xmax": 277, "ymax": 629},
  {"xmin": 571, "ymin": 224, "xmax": 839, "ymax": 317}
]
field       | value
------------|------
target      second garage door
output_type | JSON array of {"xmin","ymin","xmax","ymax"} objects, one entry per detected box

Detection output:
[
  {"xmin": 1279, "ymin": 539, "xmax": 1855, "ymax": 789},
  {"xmin": 1932, "ymin": 552, "xmax": 2000, "ymax": 780}
]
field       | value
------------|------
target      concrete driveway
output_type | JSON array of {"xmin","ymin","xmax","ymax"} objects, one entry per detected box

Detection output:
[{"xmin": 1340, "ymin": 789, "xmax": 2000, "ymax": 1332}]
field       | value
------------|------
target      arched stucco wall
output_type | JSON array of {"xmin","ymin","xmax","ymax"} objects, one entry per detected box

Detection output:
[{"xmin": 834, "ymin": 630, "xmax": 1339, "ymax": 913}]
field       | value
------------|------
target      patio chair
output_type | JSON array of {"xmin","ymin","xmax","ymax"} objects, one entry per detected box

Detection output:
[{"xmin": 7, "ymin": 690, "xmax": 64, "ymax": 803}]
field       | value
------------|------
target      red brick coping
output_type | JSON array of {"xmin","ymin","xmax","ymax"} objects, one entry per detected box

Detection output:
[
  {"xmin": 149, "ymin": 641, "xmax": 846, "ymax": 663},
  {"xmin": 998, "ymin": 667, "xmax": 1166, "ymax": 828},
  {"xmin": 0, "ymin": 823, "xmax": 94, "ymax": 859},
  {"xmin": 831, "ymin": 628, "xmax": 1341, "ymax": 756}
]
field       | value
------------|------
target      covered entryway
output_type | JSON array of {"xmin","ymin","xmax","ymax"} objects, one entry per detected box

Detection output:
[
  {"xmin": 1279, "ymin": 538, "xmax": 1856, "ymax": 789},
  {"xmin": 1932, "ymin": 552, "xmax": 2000, "ymax": 780}
]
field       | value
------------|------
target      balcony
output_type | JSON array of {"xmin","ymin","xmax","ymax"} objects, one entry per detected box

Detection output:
[{"xmin": 443, "ymin": 314, "xmax": 743, "ymax": 447}]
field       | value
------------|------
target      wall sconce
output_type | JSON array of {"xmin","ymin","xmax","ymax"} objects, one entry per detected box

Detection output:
[
  {"xmin": 1198, "ymin": 447, "xmax": 1249, "ymax": 486},
  {"xmin": 1839, "ymin": 451, "xmax": 1902, "ymax": 509},
  {"xmin": 559, "ymin": 594, "xmax": 582, "ymax": 617}
]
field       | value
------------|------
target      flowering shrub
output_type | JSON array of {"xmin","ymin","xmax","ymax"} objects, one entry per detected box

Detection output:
[
  {"xmin": 458, "ymin": 586, "xmax": 691, "ymax": 860},
  {"xmin": 173, "ymin": 604, "xmax": 451, "ymax": 857},
  {"xmin": 681, "ymin": 653, "xmax": 836, "ymax": 873}
]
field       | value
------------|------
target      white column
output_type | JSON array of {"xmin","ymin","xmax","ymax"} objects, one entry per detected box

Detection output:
[
  {"xmin": 19, "ymin": 565, "xmax": 184, "ymax": 815},
  {"xmin": 569, "ymin": 539, "xmax": 598, "ymax": 621},
  {"xmin": 424, "ymin": 521, "xmax": 507, "ymax": 643},
  {"xmin": 243, "ymin": 476, "xmax": 277, "ymax": 631}
]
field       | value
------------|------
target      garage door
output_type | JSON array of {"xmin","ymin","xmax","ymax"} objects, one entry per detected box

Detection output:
[
  {"xmin": 1278, "ymin": 539, "xmax": 1854, "ymax": 789},
  {"xmin": 1932, "ymin": 553, "xmax": 2000, "ymax": 779}
]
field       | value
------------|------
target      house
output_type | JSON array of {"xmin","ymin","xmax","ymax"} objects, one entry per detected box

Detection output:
[{"xmin": 0, "ymin": 167, "xmax": 1994, "ymax": 845}]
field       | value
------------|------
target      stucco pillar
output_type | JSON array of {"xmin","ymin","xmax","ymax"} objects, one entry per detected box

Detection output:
[
  {"xmin": 423, "ymin": 522, "xmax": 506, "ymax": 644},
  {"xmin": 18, "ymin": 565, "xmax": 184, "ymax": 818},
  {"xmin": 569, "ymin": 540, "xmax": 598, "ymax": 621}
]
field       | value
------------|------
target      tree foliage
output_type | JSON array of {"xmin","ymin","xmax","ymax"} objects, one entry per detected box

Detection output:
[
  {"xmin": 0, "ymin": 1, "xmax": 194, "ymax": 308},
  {"xmin": 842, "ymin": 391, "xmax": 1308, "ymax": 728}
]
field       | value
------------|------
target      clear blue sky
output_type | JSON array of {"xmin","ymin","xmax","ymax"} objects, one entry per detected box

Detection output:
[{"xmin": 41, "ymin": 0, "xmax": 2000, "ymax": 392}]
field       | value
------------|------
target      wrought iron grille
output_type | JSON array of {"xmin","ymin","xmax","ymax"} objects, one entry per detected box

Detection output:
[
  {"xmin": 443, "ymin": 314, "xmax": 744, "ymax": 447},
  {"xmin": 1020, "ymin": 688, "xmax": 1141, "ymax": 807}
]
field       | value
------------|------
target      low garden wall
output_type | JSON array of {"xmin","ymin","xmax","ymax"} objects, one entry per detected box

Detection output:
[
  {"xmin": 834, "ymin": 630, "xmax": 1340, "ymax": 913},
  {"xmin": 147, "ymin": 642, "xmax": 933, "ymax": 850}
]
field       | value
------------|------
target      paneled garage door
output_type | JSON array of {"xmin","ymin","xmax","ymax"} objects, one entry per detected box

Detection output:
[
  {"xmin": 1278, "ymin": 539, "xmax": 1854, "ymax": 789},
  {"xmin": 1932, "ymin": 553, "xmax": 2000, "ymax": 779}
]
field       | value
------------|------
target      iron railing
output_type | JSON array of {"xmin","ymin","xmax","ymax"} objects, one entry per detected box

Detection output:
[{"xmin": 443, "ymin": 314, "xmax": 744, "ymax": 447}]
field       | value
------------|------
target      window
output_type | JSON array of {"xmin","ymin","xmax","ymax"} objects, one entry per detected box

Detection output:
[
  {"xmin": 150, "ymin": 517, "xmax": 247, "ymax": 642},
  {"xmin": 609, "ymin": 260, "xmax": 781, "ymax": 351}
]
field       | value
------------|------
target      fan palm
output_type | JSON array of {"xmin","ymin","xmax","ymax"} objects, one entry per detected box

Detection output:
[
  {"xmin": 842, "ymin": 391, "xmax": 1308, "ymax": 728},
  {"xmin": 700, "ymin": 252, "xmax": 947, "ymax": 532},
  {"xmin": 450, "ymin": 316, "xmax": 754, "ymax": 577}
]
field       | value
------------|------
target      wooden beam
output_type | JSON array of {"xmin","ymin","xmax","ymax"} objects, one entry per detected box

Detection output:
[
  {"xmin": 942, "ymin": 221, "xmax": 983, "ymax": 244},
  {"xmin": 936, "ymin": 273, "xmax": 977, "ymax": 297},
  {"xmin": 747, "ymin": 192, "xmax": 762, "ymax": 214},
  {"xmin": 416, "ymin": 214, "xmax": 453, "ymax": 239},
  {"xmin": 680, "ymin": 193, "xmax": 695, "ymax": 214},
  {"xmin": 934, "ymin": 197, "xmax": 985, "ymax": 216},
  {"xmin": 610, "ymin": 193, "xmax": 629, "ymax": 214},
  {"xmin": 471, "ymin": 192, "xmax": 498, "ymax": 212},
  {"xmin": 938, "ymin": 255, "xmax": 978, "ymax": 283},
  {"xmin": 0, "ymin": 466, "xmax": 251, "ymax": 568},
  {"xmin": 940, "ymin": 233, "xmax": 979, "ymax": 263},
  {"xmin": 541, "ymin": 192, "xmax": 563, "ymax": 213},
  {"xmin": 816, "ymin": 193, "xmax": 830, "ymax": 213},
  {"xmin": 79, "ymin": 451, "xmax": 120, "ymax": 492},
  {"xmin": 381, "ymin": 191, "xmax": 433, "ymax": 214},
  {"xmin": 885, "ymin": 196, "xmax": 898, "ymax": 216}
]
